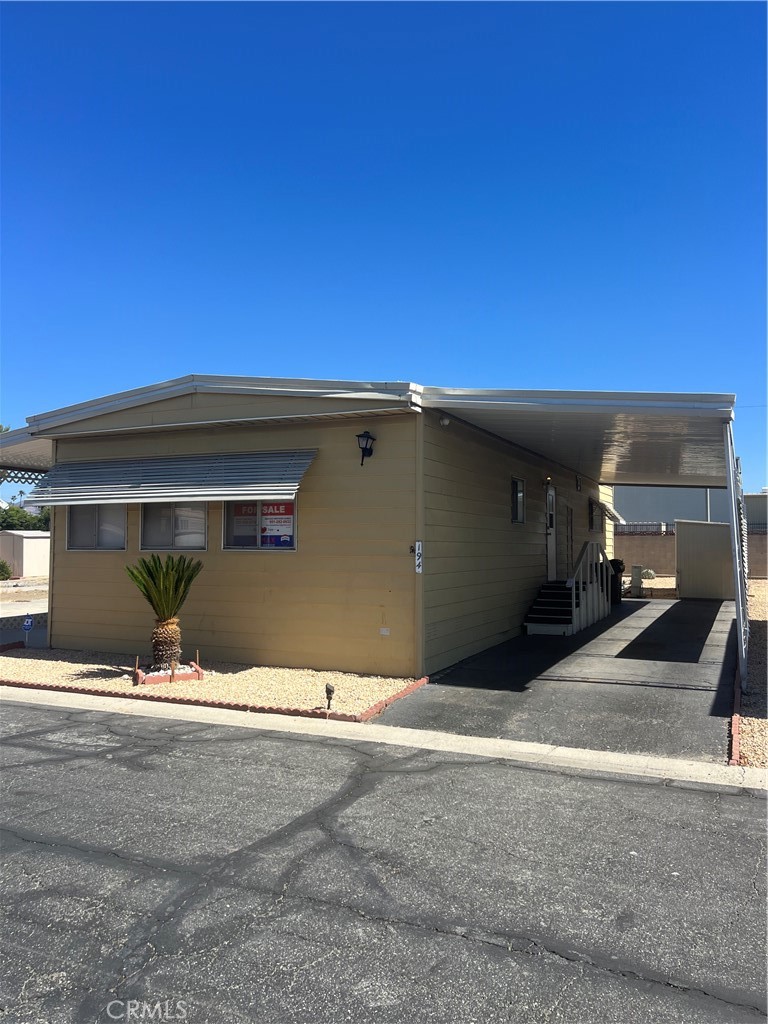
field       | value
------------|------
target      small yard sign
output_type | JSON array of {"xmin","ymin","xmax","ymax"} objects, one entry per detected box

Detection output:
[{"xmin": 22, "ymin": 616, "xmax": 34, "ymax": 632}]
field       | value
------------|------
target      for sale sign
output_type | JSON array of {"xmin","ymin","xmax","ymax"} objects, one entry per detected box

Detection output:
[
  {"xmin": 230, "ymin": 502, "xmax": 260, "ymax": 547},
  {"xmin": 260, "ymin": 502, "xmax": 295, "ymax": 548}
]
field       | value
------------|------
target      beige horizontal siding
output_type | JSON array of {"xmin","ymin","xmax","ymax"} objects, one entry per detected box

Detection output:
[
  {"xmin": 50, "ymin": 414, "xmax": 419, "ymax": 677},
  {"xmin": 422, "ymin": 413, "xmax": 546, "ymax": 673},
  {"xmin": 422, "ymin": 412, "xmax": 614, "ymax": 674},
  {"xmin": 600, "ymin": 484, "xmax": 615, "ymax": 559}
]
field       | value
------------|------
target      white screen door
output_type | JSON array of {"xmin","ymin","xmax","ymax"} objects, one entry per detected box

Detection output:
[{"xmin": 546, "ymin": 485, "xmax": 557, "ymax": 580}]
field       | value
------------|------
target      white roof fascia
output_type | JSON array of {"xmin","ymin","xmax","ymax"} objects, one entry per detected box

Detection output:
[
  {"xmin": 421, "ymin": 390, "xmax": 735, "ymax": 416},
  {"xmin": 0, "ymin": 429, "xmax": 55, "ymax": 471},
  {"xmin": 24, "ymin": 376, "xmax": 423, "ymax": 435},
  {"xmin": 33, "ymin": 405, "xmax": 419, "ymax": 440}
]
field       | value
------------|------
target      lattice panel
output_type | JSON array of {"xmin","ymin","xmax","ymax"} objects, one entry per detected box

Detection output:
[{"xmin": 0, "ymin": 469, "xmax": 45, "ymax": 485}]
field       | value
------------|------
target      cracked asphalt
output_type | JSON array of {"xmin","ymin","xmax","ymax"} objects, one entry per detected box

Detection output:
[{"xmin": 1, "ymin": 699, "xmax": 766, "ymax": 1023}]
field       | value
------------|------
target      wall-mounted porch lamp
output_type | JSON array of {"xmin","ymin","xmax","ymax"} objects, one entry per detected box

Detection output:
[{"xmin": 356, "ymin": 430, "xmax": 376, "ymax": 466}]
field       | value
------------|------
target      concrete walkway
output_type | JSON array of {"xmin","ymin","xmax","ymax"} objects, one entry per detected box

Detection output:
[
  {"xmin": 4, "ymin": 687, "xmax": 764, "ymax": 793},
  {"xmin": 0, "ymin": 598, "xmax": 48, "ymax": 618},
  {"xmin": 0, "ymin": 600, "xmax": 49, "ymax": 649},
  {"xmin": 381, "ymin": 599, "xmax": 737, "ymax": 763}
]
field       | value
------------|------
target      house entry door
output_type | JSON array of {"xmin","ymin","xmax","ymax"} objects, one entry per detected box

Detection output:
[{"xmin": 546, "ymin": 484, "xmax": 557, "ymax": 581}]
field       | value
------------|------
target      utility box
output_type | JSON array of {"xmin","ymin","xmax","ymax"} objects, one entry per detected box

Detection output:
[{"xmin": 675, "ymin": 521, "xmax": 734, "ymax": 599}]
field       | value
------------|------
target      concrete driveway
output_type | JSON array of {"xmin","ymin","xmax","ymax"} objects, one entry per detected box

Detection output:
[{"xmin": 381, "ymin": 599, "xmax": 736, "ymax": 762}]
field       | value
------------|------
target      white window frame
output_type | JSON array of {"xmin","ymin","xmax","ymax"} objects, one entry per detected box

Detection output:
[
  {"xmin": 140, "ymin": 502, "xmax": 208, "ymax": 551},
  {"xmin": 589, "ymin": 499, "xmax": 604, "ymax": 533},
  {"xmin": 511, "ymin": 477, "xmax": 526, "ymax": 524},
  {"xmin": 67, "ymin": 504, "xmax": 127, "ymax": 551},
  {"xmin": 222, "ymin": 499, "xmax": 298, "ymax": 552}
]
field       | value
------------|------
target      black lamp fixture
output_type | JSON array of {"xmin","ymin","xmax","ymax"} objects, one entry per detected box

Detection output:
[{"xmin": 356, "ymin": 430, "xmax": 376, "ymax": 466}]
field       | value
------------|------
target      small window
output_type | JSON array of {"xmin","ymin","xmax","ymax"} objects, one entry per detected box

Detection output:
[
  {"xmin": 224, "ymin": 500, "xmax": 296, "ymax": 550},
  {"xmin": 511, "ymin": 478, "xmax": 525, "ymax": 523},
  {"xmin": 68, "ymin": 505, "xmax": 126, "ymax": 550},
  {"xmin": 142, "ymin": 503, "xmax": 206, "ymax": 550},
  {"xmin": 589, "ymin": 500, "xmax": 603, "ymax": 532}
]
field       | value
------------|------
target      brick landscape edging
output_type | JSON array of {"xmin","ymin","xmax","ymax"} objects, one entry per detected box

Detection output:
[
  {"xmin": 133, "ymin": 662, "xmax": 205, "ymax": 686},
  {"xmin": 0, "ymin": 674, "xmax": 429, "ymax": 723}
]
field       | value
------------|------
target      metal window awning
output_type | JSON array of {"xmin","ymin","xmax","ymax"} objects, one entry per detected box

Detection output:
[
  {"xmin": 24, "ymin": 450, "xmax": 318, "ymax": 506},
  {"xmin": 596, "ymin": 500, "xmax": 625, "ymax": 525}
]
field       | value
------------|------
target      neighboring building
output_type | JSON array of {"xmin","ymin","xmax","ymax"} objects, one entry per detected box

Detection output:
[
  {"xmin": 744, "ymin": 493, "xmax": 767, "ymax": 533},
  {"xmin": 613, "ymin": 485, "xmax": 730, "ymax": 526},
  {"xmin": 0, "ymin": 377, "xmax": 743, "ymax": 677},
  {"xmin": 613, "ymin": 487, "xmax": 766, "ymax": 578}
]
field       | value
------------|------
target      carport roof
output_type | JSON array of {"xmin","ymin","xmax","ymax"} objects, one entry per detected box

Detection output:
[
  {"xmin": 0, "ymin": 375, "xmax": 736, "ymax": 488},
  {"xmin": 418, "ymin": 387, "xmax": 735, "ymax": 487}
]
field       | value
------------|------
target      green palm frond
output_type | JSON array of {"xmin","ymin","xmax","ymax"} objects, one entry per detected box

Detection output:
[{"xmin": 125, "ymin": 553, "xmax": 203, "ymax": 620}]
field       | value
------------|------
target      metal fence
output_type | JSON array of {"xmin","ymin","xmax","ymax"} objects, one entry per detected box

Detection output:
[
  {"xmin": 614, "ymin": 522, "xmax": 676, "ymax": 536},
  {"xmin": 616, "ymin": 521, "xmax": 766, "ymax": 536}
]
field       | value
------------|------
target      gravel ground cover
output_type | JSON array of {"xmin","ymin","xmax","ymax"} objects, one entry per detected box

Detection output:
[
  {"xmin": 620, "ymin": 574, "xmax": 677, "ymax": 597},
  {"xmin": 740, "ymin": 578, "xmax": 767, "ymax": 768},
  {"xmin": 0, "ymin": 648, "xmax": 418, "ymax": 718},
  {"xmin": 0, "ymin": 576, "xmax": 49, "ymax": 605}
]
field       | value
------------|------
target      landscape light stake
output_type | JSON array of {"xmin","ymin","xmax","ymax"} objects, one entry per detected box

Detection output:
[{"xmin": 325, "ymin": 683, "xmax": 335, "ymax": 710}]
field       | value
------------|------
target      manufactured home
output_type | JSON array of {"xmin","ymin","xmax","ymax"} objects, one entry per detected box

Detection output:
[{"xmin": 0, "ymin": 377, "xmax": 749, "ymax": 680}]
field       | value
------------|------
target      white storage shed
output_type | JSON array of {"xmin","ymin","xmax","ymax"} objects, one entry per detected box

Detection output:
[{"xmin": 0, "ymin": 530, "xmax": 51, "ymax": 578}]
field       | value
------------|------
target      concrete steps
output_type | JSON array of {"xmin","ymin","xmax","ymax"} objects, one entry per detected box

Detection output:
[{"xmin": 524, "ymin": 581, "xmax": 578, "ymax": 636}]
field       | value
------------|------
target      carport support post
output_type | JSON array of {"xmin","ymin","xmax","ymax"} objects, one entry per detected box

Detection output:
[{"xmin": 723, "ymin": 422, "xmax": 748, "ymax": 690}]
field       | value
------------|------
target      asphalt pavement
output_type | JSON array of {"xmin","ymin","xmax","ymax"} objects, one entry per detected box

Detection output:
[
  {"xmin": 382, "ymin": 599, "xmax": 736, "ymax": 762},
  {"xmin": 1, "ymin": 698, "xmax": 766, "ymax": 1024}
]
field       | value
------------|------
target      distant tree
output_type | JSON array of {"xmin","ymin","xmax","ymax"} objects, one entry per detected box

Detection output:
[
  {"xmin": 0, "ymin": 506, "xmax": 37, "ymax": 530},
  {"xmin": 34, "ymin": 507, "xmax": 51, "ymax": 530},
  {"xmin": 0, "ymin": 505, "xmax": 50, "ymax": 531},
  {"xmin": 0, "ymin": 424, "xmax": 10, "ymax": 433}
]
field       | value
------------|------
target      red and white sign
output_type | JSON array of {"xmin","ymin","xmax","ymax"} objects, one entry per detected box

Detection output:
[{"xmin": 260, "ymin": 502, "xmax": 295, "ymax": 547}]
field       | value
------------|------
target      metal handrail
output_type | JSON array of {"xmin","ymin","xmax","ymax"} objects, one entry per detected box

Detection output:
[
  {"xmin": 568, "ymin": 541, "xmax": 614, "ymax": 632},
  {"xmin": 724, "ymin": 423, "xmax": 749, "ymax": 689}
]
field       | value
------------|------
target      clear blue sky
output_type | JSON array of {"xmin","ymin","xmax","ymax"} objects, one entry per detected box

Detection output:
[{"xmin": 2, "ymin": 2, "xmax": 765, "ymax": 490}]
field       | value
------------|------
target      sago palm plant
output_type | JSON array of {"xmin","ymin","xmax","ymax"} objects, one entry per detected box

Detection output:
[{"xmin": 125, "ymin": 554, "xmax": 203, "ymax": 670}]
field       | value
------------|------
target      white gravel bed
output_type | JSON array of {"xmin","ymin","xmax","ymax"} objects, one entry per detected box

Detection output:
[
  {"xmin": 0, "ymin": 648, "xmax": 417, "ymax": 716},
  {"xmin": 740, "ymin": 579, "xmax": 767, "ymax": 768},
  {"xmin": 0, "ymin": 577, "xmax": 49, "ymax": 604}
]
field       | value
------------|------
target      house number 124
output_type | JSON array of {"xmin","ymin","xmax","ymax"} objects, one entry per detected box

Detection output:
[{"xmin": 414, "ymin": 541, "xmax": 423, "ymax": 574}]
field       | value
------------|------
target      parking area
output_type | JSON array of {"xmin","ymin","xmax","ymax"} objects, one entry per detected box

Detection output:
[{"xmin": 380, "ymin": 599, "xmax": 736, "ymax": 763}]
